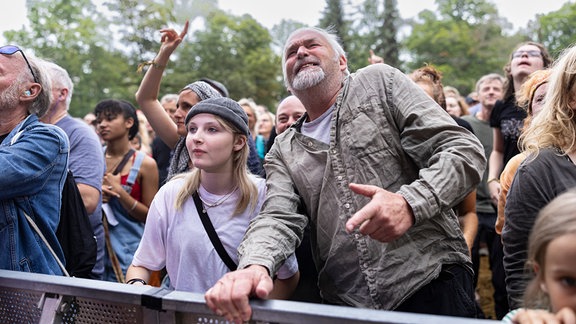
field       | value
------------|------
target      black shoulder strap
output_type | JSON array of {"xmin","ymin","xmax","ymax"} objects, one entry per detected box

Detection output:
[
  {"xmin": 192, "ymin": 191, "xmax": 238, "ymax": 271},
  {"xmin": 112, "ymin": 149, "xmax": 135, "ymax": 175}
]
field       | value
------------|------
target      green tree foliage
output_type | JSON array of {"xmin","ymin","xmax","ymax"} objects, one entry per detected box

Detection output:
[
  {"xmin": 346, "ymin": 0, "xmax": 401, "ymax": 71},
  {"xmin": 4, "ymin": 0, "xmax": 138, "ymax": 117},
  {"xmin": 404, "ymin": 0, "xmax": 523, "ymax": 94},
  {"xmin": 173, "ymin": 11, "xmax": 283, "ymax": 109},
  {"xmin": 270, "ymin": 19, "xmax": 307, "ymax": 55},
  {"xmin": 6, "ymin": 0, "xmax": 569, "ymax": 114},
  {"xmin": 527, "ymin": 1, "xmax": 576, "ymax": 57},
  {"xmin": 318, "ymin": 0, "xmax": 350, "ymax": 55},
  {"xmin": 4, "ymin": 0, "xmax": 283, "ymax": 115},
  {"xmin": 381, "ymin": 0, "xmax": 401, "ymax": 68}
]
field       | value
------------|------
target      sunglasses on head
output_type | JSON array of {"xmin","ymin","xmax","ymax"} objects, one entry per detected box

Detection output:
[{"xmin": 0, "ymin": 45, "xmax": 39, "ymax": 84}]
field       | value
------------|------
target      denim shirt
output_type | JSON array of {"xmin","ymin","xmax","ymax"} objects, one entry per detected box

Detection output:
[
  {"xmin": 238, "ymin": 64, "xmax": 486, "ymax": 310},
  {"xmin": 0, "ymin": 114, "xmax": 69, "ymax": 275}
]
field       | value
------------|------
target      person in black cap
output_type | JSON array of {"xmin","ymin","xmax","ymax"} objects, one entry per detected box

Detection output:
[
  {"xmin": 135, "ymin": 21, "xmax": 263, "ymax": 181},
  {"xmin": 125, "ymin": 97, "xmax": 299, "ymax": 295}
]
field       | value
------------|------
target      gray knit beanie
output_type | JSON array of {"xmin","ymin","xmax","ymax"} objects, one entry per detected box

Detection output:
[{"xmin": 185, "ymin": 97, "xmax": 250, "ymax": 136}]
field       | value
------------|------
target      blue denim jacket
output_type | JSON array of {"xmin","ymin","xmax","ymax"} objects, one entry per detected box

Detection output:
[{"xmin": 0, "ymin": 114, "xmax": 69, "ymax": 275}]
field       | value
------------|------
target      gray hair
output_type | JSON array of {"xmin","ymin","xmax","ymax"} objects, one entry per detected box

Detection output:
[
  {"xmin": 26, "ymin": 55, "xmax": 52, "ymax": 117},
  {"xmin": 42, "ymin": 60, "xmax": 74, "ymax": 110},
  {"xmin": 281, "ymin": 26, "xmax": 349, "ymax": 88},
  {"xmin": 160, "ymin": 93, "xmax": 179, "ymax": 105},
  {"xmin": 475, "ymin": 73, "xmax": 505, "ymax": 93}
]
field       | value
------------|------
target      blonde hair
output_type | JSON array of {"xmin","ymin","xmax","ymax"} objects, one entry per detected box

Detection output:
[
  {"xmin": 517, "ymin": 69, "xmax": 552, "ymax": 115},
  {"xmin": 174, "ymin": 115, "xmax": 257, "ymax": 216},
  {"xmin": 445, "ymin": 94, "xmax": 470, "ymax": 116},
  {"xmin": 523, "ymin": 188, "xmax": 576, "ymax": 308},
  {"xmin": 443, "ymin": 86, "xmax": 460, "ymax": 98},
  {"xmin": 519, "ymin": 44, "xmax": 576, "ymax": 158}
]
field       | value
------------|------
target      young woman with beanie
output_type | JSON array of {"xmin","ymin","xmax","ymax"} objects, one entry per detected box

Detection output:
[{"xmin": 125, "ymin": 97, "xmax": 299, "ymax": 296}]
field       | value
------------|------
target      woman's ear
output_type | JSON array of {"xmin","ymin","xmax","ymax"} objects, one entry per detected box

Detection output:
[
  {"xmin": 125, "ymin": 116, "xmax": 135, "ymax": 129},
  {"xmin": 233, "ymin": 135, "xmax": 246, "ymax": 152}
]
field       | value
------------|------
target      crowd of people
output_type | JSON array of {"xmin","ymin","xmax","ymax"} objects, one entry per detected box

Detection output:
[{"xmin": 2, "ymin": 21, "xmax": 576, "ymax": 324}]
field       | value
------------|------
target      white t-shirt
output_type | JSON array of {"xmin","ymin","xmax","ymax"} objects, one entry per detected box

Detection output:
[
  {"xmin": 301, "ymin": 104, "xmax": 334, "ymax": 144},
  {"xmin": 131, "ymin": 175, "xmax": 298, "ymax": 293}
]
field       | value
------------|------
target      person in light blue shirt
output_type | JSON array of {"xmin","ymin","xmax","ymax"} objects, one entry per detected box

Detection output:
[{"xmin": 41, "ymin": 60, "xmax": 105, "ymax": 279}]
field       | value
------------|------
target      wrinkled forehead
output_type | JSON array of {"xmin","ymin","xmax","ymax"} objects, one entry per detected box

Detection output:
[{"xmin": 285, "ymin": 30, "xmax": 326, "ymax": 51}]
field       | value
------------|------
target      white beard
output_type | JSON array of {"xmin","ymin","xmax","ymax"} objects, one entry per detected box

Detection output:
[
  {"xmin": 0, "ymin": 82, "xmax": 21, "ymax": 109},
  {"xmin": 291, "ymin": 67, "xmax": 325, "ymax": 91}
]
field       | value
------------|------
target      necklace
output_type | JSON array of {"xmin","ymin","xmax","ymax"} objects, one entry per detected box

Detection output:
[
  {"xmin": 105, "ymin": 148, "xmax": 133, "ymax": 174},
  {"xmin": 198, "ymin": 186, "xmax": 238, "ymax": 213}
]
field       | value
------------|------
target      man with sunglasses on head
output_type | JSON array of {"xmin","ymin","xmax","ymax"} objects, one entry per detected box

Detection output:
[{"xmin": 0, "ymin": 45, "xmax": 70, "ymax": 275}]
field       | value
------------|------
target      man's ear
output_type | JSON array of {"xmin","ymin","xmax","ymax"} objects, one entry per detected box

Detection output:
[
  {"xmin": 20, "ymin": 84, "xmax": 41, "ymax": 100},
  {"xmin": 339, "ymin": 55, "xmax": 348, "ymax": 73},
  {"xmin": 57, "ymin": 88, "xmax": 69, "ymax": 102}
]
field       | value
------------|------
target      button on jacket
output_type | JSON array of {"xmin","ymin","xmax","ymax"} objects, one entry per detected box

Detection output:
[{"xmin": 238, "ymin": 64, "xmax": 486, "ymax": 310}]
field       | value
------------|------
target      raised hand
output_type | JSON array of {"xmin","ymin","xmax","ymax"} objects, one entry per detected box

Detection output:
[{"xmin": 368, "ymin": 49, "xmax": 384, "ymax": 64}]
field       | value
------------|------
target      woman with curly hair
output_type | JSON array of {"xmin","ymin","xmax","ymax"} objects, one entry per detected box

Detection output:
[{"xmin": 503, "ymin": 44, "xmax": 576, "ymax": 309}]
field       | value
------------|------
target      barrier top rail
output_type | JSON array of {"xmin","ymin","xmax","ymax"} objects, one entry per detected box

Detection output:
[{"xmin": 0, "ymin": 270, "xmax": 498, "ymax": 324}]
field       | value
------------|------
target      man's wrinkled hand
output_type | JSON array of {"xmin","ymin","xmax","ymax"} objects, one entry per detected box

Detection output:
[
  {"xmin": 346, "ymin": 183, "xmax": 414, "ymax": 242},
  {"xmin": 205, "ymin": 265, "xmax": 273, "ymax": 324}
]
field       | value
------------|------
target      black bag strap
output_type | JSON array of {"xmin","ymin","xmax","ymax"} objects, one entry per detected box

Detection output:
[
  {"xmin": 112, "ymin": 148, "xmax": 135, "ymax": 175},
  {"xmin": 192, "ymin": 191, "xmax": 237, "ymax": 271}
]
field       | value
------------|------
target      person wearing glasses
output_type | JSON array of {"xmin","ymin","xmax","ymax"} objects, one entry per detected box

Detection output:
[
  {"xmin": 487, "ymin": 42, "xmax": 552, "ymax": 207},
  {"xmin": 502, "ymin": 44, "xmax": 576, "ymax": 311},
  {"xmin": 0, "ymin": 45, "xmax": 70, "ymax": 275}
]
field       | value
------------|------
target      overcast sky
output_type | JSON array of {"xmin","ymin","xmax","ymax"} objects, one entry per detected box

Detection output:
[
  {"xmin": 217, "ymin": 0, "xmax": 571, "ymax": 30},
  {"xmin": 1, "ymin": 0, "xmax": 572, "ymax": 42}
]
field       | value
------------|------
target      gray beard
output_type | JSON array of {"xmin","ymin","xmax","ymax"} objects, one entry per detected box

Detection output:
[
  {"xmin": 0, "ymin": 82, "xmax": 21, "ymax": 109},
  {"xmin": 291, "ymin": 68, "xmax": 325, "ymax": 91}
]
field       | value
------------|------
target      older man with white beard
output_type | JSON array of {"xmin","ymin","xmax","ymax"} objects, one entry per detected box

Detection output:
[
  {"xmin": 0, "ymin": 45, "xmax": 69, "ymax": 275},
  {"xmin": 205, "ymin": 27, "xmax": 486, "ymax": 323}
]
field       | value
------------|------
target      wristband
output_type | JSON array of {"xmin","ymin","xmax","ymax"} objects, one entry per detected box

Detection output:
[
  {"xmin": 126, "ymin": 278, "xmax": 146, "ymax": 285},
  {"xmin": 487, "ymin": 178, "xmax": 500, "ymax": 184},
  {"xmin": 136, "ymin": 59, "xmax": 166, "ymax": 73},
  {"xmin": 130, "ymin": 199, "xmax": 138, "ymax": 211}
]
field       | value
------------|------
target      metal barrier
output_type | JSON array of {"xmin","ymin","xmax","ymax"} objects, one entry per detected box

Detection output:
[{"xmin": 0, "ymin": 270, "xmax": 497, "ymax": 323}]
